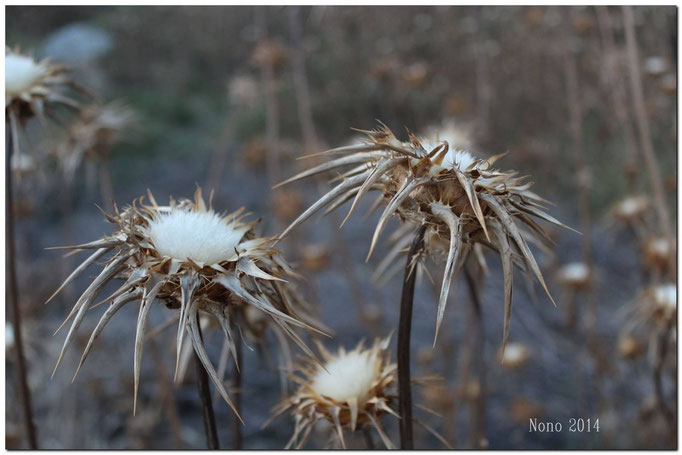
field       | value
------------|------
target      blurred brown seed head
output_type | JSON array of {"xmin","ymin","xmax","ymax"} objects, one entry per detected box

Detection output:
[
  {"xmin": 241, "ymin": 138, "xmax": 267, "ymax": 168},
  {"xmin": 272, "ymin": 188, "xmax": 304, "ymax": 221},
  {"xmin": 300, "ymin": 243, "xmax": 330, "ymax": 272},
  {"xmin": 251, "ymin": 39, "xmax": 286, "ymax": 71},
  {"xmin": 618, "ymin": 334, "xmax": 643, "ymax": 360}
]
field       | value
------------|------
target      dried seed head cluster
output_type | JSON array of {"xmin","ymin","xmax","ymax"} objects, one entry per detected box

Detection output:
[
  {"xmin": 278, "ymin": 123, "xmax": 575, "ymax": 348},
  {"xmin": 55, "ymin": 102, "xmax": 136, "ymax": 181},
  {"xmin": 269, "ymin": 337, "xmax": 398, "ymax": 449},
  {"xmin": 49, "ymin": 188, "xmax": 321, "ymax": 417}
]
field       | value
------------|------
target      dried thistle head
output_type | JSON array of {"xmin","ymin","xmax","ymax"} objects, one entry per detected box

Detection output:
[
  {"xmin": 269, "ymin": 336, "xmax": 398, "ymax": 449},
  {"xmin": 610, "ymin": 194, "xmax": 649, "ymax": 226},
  {"xmin": 498, "ymin": 341, "xmax": 532, "ymax": 369},
  {"xmin": 54, "ymin": 101, "xmax": 136, "ymax": 181},
  {"xmin": 278, "ymin": 123, "xmax": 575, "ymax": 348},
  {"xmin": 6, "ymin": 47, "xmax": 84, "ymax": 158},
  {"xmin": 556, "ymin": 261, "xmax": 592, "ymax": 290},
  {"xmin": 621, "ymin": 283, "xmax": 676, "ymax": 364},
  {"xmin": 48, "ymin": 187, "xmax": 321, "ymax": 418},
  {"xmin": 642, "ymin": 236, "xmax": 676, "ymax": 275}
]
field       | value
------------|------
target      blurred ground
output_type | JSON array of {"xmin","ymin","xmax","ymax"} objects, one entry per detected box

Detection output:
[{"xmin": 5, "ymin": 5, "xmax": 678, "ymax": 449}]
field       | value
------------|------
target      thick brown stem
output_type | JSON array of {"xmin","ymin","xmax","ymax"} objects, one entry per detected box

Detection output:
[
  {"xmin": 6, "ymin": 128, "xmax": 38, "ymax": 449},
  {"xmin": 653, "ymin": 322, "xmax": 676, "ymax": 439},
  {"xmin": 194, "ymin": 317, "xmax": 220, "ymax": 449},
  {"xmin": 398, "ymin": 224, "xmax": 426, "ymax": 449},
  {"xmin": 230, "ymin": 318, "xmax": 243, "ymax": 449},
  {"xmin": 463, "ymin": 267, "xmax": 487, "ymax": 449}
]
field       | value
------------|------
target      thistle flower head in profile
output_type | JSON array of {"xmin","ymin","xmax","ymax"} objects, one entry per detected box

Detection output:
[
  {"xmin": 5, "ymin": 47, "xmax": 80, "ymax": 120},
  {"xmin": 48, "ymin": 188, "xmax": 322, "ymax": 418},
  {"xmin": 269, "ymin": 336, "xmax": 398, "ymax": 449},
  {"xmin": 54, "ymin": 101, "xmax": 137, "ymax": 181},
  {"xmin": 277, "ymin": 123, "xmax": 576, "ymax": 349},
  {"xmin": 6, "ymin": 47, "xmax": 84, "ymax": 159}
]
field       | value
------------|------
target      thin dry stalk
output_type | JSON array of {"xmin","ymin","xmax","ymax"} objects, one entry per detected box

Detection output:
[
  {"xmin": 622, "ymin": 6, "xmax": 675, "ymax": 273},
  {"xmin": 398, "ymin": 224, "xmax": 426, "ymax": 449},
  {"xmin": 98, "ymin": 159, "xmax": 115, "ymax": 213},
  {"xmin": 595, "ymin": 6, "xmax": 641, "ymax": 187},
  {"xmin": 194, "ymin": 316, "xmax": 220, "ymax": 449},
  {"xmin": 6, "ymin": 129, "xmax": 38, "ymax": 449},
  {"xmin": 289, "ymin": 6, "xmax": 319, "ymax": 155},
  {"xmin": 653, "ymin": 321, "xmax": 676, "ymax": 441},
  {"xmin": 255, "ymin": 8, "xmax": 282, "ymax": 232},
  {"xmin": 287, "ymin": 8, "xmax": 371, "ymax": 322},
  {"xmin": 147, "ymin": 337, "xmax": 184, "ymax": 449}
]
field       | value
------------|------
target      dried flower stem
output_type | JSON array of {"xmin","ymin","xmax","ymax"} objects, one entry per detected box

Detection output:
[
  {"xmin": 230, "ymin": 318, "xmax": 243, "ymax": 449},
  {"xmin": 148, "ymin": 338, "xmax": 184, "ymax": 449},
  {"xmin": 623, "ymin": 6, "xmax": 675, "ymax": 273},
  {"xmin": 363, "ymin": 426, "xmax": 375, "ymax": 450},
  {"xmin": 194, "ymin": 316, "xmax": 220, "ymax": 449},
  {"xmin": 6, "ymin": 129, "xmax": 38, "ymax": 449},
  {"xmin": 595, "ymin": 6, "xmax": 641, "ymax": 187},
  {"xmin": 463, "ymin": 267, "xmax": 487, "ymax": 449},
  {"xmin": 398, "ymin": 224, "xmax": 426, "ymax": 449},
  {"xmin": 653, "ymin": 321, "xmax": 676, "ymax": 438}
]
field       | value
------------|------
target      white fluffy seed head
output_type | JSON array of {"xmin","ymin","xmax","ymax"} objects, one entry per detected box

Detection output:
[
  {"xmin": 653, "ymin": 283, "xmax": 677, "ymax": 311},
  {"xmin": 442, "ymin": 149, "xmax": 477, "ymax": 171},
  {"xmin": 146, "ymin": 210, "xmax": 245, "ymax": 264},
  {"xmin": 311, "ymin": 349, "xmax": 380, "ymax": 404},
  {"xmin": 557, "ymin": 262, "xmax": 590, "ymax": 285},
  {"xmin": 5, "ymin": 54, "xmax": 47, "ymax": 97}
]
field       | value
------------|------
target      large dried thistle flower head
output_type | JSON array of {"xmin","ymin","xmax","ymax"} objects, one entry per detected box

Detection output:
[
  {"xmin": 278, "ymin": 123, "xmax": 575, "ymax": 348},
  {"xmin": 55, "ymin": 101, "xmax": 136, "ymax": 181},
  {"xmin": 49, "ymin": 188, "xmax": 321, "ymax": 418},
  {"xmin": 269, "ymin": 336, "xmax": 398, "ymax": 449}
]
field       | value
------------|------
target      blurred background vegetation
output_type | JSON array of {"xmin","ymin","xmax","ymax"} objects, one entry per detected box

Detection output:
[{"xmin": 5, "ymin": 5, "xmax": 677, "ymax": 449}]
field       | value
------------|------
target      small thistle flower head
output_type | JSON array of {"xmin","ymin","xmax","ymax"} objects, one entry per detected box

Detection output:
[
  {"xmin": 48, "ymin": 188, "xmax": 321, "ymax": 418},
  {"xmin": 270, "ymin": 337, "xmax": 398, "ymax": 449},
  {"xmin": 611, "ymin": 194, "xmax": 649, "ymax": 224},
  {"xmin": 556, "ymin": 261, "xmax": 592, "ymax": 289},
  {"xmin": 651, "ymin": 283, "xmax": 677, "ymax": 324},
  {"xmin": 5, "ymin": 47, "xmax": 78, "ymax": 119},
  {"xmin": 643, "ymin": 236, "xmax": 676, "ymax": 274},
  {"xmin": 499, "ymin": 341, "xmax": 532, "ymax": 369},
  {"xmin": 278, "ymin": 122, "xmax": 576, "ymax": 349},
  {"xmin": 55, "ymin": 102, "xmax": 136, "ymax": 181}
]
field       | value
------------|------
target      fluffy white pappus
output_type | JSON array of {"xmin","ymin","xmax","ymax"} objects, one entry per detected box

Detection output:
[
  {"xmin": 5, "ymin": 54, "xmax": 47, "ymax": 97},
  {"xmin": 312, "ymin": 349, "xmax": 380, "ymax": 404},
  {"xmin": 146, "ymin": 210, "xmax": 246, "ymax": 264},
  {"xmin": 654, "ymin": 283, "xmax": 677, "ymax": 310},
  {"xmin": 501, "ymin": 342, "xmax": 530, "ymax": 365},
  {"xmin": 558, "ymin": 262, "xmax": 589, "ymax": 284},
  {"xmin": 442, "ymin": 149, "xmax": 477, "ymax": 171}
]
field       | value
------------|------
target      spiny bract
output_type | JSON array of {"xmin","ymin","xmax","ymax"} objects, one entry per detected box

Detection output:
[
  {"xmin": 278, "ymin": 123, "xmax": 576, "ymax": 349},
  {"xmin": 268, "ymin": 336, "xmax": 398, "ymax": 449},
  {"xmin": 48, "ymin": 188, "xmax": 322, "ymax": 419}
]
